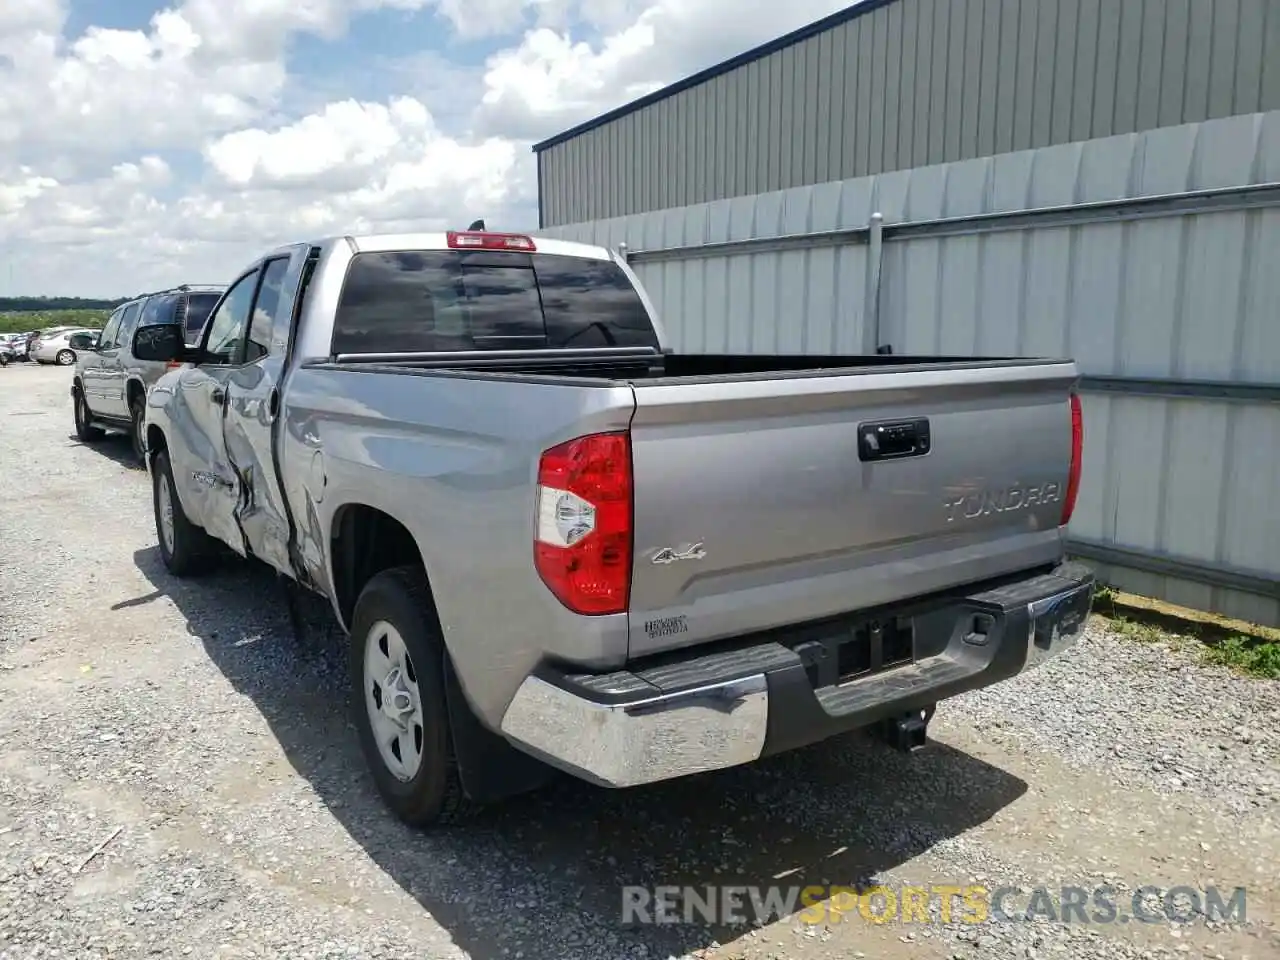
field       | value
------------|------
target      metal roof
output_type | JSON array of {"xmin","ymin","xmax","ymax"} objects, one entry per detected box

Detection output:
[{"xmin": 531, "ymin": 0, "xmax": 897, "ymax": 154}]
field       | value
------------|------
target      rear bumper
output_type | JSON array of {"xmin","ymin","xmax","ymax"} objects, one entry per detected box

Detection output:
[{"xmin": 500, "ymin": 561, "xmax": 1094, "ymax": 788}]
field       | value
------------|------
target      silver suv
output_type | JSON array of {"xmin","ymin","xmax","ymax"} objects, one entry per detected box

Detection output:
[{"xmin": 72, "ymin": 284, "xmax": 225, "ymax": 459}]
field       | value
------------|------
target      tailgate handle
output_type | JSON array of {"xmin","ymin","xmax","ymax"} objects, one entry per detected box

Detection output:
[{"xmin": 858, "ymin": 418, "xmax": 931, "ymax": 461}]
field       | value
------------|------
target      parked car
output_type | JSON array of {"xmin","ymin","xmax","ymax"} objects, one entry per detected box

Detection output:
[
  {"xmin": 0, "ymin": 333, "xmax": 28, "ymax": 364},
  {"xmin": 71, "ymin": 284, "xmax": 226, "ymax": 459},
  {"xmin": 29, "ymin": 327, "xmax": 99, "ymax": 365},
  {"xmin": 134, "ymin": 229, "xmax": 1091, "ymax": 828},
  {"xmin": 9, "ymin": 331, "xmax": 37, "ymax": 361}
]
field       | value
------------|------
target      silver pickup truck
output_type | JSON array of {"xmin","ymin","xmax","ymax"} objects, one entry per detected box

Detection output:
[{"xmin": 133, "ymin": 229, "xmax": 1093, "ymax": 827}]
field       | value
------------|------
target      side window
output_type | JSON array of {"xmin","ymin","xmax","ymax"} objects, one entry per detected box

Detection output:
[
  {"xmin": 244, "ymin": 258, "xmax": 291, "ymax": 363},
  {"xmin": 116, "ymin": 301, "xmax": 144, "ymax": 352},
  {"xmin": 97, "ymin": 309, "xmax": 125, "ymax": 350},
  {"xmin": 201, "ymin": 271, "xmax": 261, "ymax": 365}
]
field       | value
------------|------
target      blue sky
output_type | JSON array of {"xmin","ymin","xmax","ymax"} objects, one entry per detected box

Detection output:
[{"xmin": 0, "ymin": 0, "xmax": 855, "ymax": 296}]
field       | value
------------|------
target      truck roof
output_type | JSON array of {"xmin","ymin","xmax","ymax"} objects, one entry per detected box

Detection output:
[{"xmin": 266, "ymin": 232, "xmax": 614, "ymax": 264}]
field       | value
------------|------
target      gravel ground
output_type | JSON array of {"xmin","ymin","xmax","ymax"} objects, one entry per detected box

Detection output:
[{"xmin": 1, "ymin": 363, "xmax": 1277, "ymax": 960}]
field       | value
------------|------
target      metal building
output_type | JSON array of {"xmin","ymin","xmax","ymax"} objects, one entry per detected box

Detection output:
[
  {"xmin": 535, "ymin": 0, "xmax": 1280, "ymax": 227},
  {"xmin": 532, "ymin": 1, "xmax": 1280, "ymax": 627}
]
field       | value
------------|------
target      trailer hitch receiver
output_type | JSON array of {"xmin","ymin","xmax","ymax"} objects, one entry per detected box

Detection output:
[{"xmin": 879, "ymin": 705, "xmax": 935, "ymax": 753}]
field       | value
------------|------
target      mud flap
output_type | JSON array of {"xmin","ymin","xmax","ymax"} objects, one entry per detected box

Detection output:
[{"xmin": 442, "ymin": 655, "xmax": 558, "ymax": 804}]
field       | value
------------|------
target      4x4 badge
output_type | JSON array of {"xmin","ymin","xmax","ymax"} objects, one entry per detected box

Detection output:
[{"xmin": 651, "ymin": 542, "xmax": 706, "ymax": 565}]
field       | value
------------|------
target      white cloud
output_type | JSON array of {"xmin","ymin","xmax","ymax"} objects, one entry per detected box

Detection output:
[
  {"xmin": 2, "ymin": 0, "xmax": 854, "ymax": 297},
  {"xmin": 0, "ymin": 169, "xmax": 59, "ymax": 217},
  {"xmin": 475, "ymin": 0, "xmax": 855, "ymax": 138},
  {"xmin": 200, "ymin": 96, "xmax": 530, "ymax": 226},
  {"xmin": 429, "ymin": 0, "xmax": 529, "ymax": 38}
]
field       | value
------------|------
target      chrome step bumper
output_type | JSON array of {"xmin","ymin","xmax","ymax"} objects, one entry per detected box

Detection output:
[{"xmin": 500, "ymin": 562, "xmax": 1094, "ymax": 788}]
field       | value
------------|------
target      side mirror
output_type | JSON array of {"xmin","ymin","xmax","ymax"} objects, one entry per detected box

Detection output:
[
  {"xmin": 134, "ymin": 324, "xmax": 185, "ymax": 363},
  {"xmin": 68, "ymin": 333, "xmax": 96, "ymax": 350}
]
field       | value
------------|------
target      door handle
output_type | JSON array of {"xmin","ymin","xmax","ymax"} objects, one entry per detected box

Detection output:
[
  {"xmin": 266, "ymin": 388, "xmax": 280, "ymax": 423},
  {"xmin": 857, "ymin": 418, "xmax": 932, "ymax": 461},
  {"xmin": 211, "ymin": 387, "xmax": 226, "ymax": 407}
]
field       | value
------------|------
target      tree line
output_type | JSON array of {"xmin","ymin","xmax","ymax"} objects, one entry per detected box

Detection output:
[{"xmin": 0, "ymin": 296, "xmax": 129, "ymax": 313}]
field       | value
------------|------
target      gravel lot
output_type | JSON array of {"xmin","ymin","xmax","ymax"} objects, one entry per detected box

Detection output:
[{"xmin": 1, "ymin": 363, "xmax": 1277, "ymax": 960}]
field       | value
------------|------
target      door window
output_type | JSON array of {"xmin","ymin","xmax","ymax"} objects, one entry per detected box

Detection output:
[
  {"xmin": 244, "ymin": 258, "xmax": 291, "ymax": 363},
  {"xmin": 116, "ymin": 301, "xmax": 143, "ymax": 352},
  {"xmin": 201, "ymin": 270, "xmax": 261, "ymax": 365},
  {"xmin": 97, "ymin": 309, "xmax": 125, "ymax": 350}
]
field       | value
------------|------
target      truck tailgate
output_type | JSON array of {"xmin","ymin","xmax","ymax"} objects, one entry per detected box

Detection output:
[{"xmin": 626, "ymin": 360, "xmax": 1079, "ymax": 657}]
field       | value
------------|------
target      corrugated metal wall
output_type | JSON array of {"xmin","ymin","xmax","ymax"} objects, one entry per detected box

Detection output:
[
  {"xmin": 540, "ymin": 111, "xmax": 1280, "ymax": 628},
  {"xmin": 538, "ymin": 0, "xmax": 1280, "ymax": 227}
]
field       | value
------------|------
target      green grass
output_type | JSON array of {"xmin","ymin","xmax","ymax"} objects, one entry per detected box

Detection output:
[
  {"xmin": 1095, "ymin": 593, "xmax": 1280, "ymax": 680},
  {"xmin": 0, "ymin": 309, "xmax": 108, "ymax": 334},
  {"xmin": 1202, "ymin": 635, "xmax": 1280, "ymax": 680},
  {"xmin": 1107, "ymin": 614, "xmax": 1184, "ymax": 648}
]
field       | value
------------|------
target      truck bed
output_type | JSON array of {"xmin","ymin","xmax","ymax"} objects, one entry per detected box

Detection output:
[{"xmin": 303, "ymin": 349, "xmax": 1079, "ymax": 661}]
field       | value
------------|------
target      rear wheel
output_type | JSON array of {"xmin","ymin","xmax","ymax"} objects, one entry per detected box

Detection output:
[
  {"xmin": 129, "ymin": 396, "xmax": 146, "ymax": 462},
  {"xmin": 73, "ymin": 388, "xmax": 105, "ymax": 442},
  {"xmin": 350, "ymin": 566, "xmax": 476, "ymax": 827},
  {"xmin": 152, "ymin": 449, "xmax": 215, "ymax": 576},
  {"xmin": 55, "ymin": 349, "xmax": 75, "ymax": 365}
]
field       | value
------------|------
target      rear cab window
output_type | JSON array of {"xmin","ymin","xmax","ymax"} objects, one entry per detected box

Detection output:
[
  {"xmin": 183, "ymin": 293, "xmax": 221, "ymax": 341},
  {"xmin": 331, "ymin": 250, "xmax": 658, "ymax": 355},
  {"xmin": 139, "ymin": 295, "xmax": 177, "ymax": 328}
]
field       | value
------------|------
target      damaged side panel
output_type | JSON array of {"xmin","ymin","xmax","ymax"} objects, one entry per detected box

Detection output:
[{"xmin": 220, "ymin": 247, "xmax": 312, "ymax": 578}]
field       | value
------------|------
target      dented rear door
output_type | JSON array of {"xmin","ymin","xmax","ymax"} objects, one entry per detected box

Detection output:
[{"xmin": 221, "ymin": 247, "xmax": 311, "ymax": 577}]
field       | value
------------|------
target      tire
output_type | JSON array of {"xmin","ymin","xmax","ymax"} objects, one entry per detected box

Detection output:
[
  {"xmin": 152, "ymin": 449, "xmax": 215, "ymax": 576},
  {"xmin": 350, "ymin": 566, "xmax": 477, "ymax": 827},
  {"xmin": 129, "ymin": 395, "xmax": 147, "ymax": 462},
  {"xmin": 55, "ymin": 349, "xmax": 75, "ymax": 365},
  {"xmin": 73, "ymin": 388, "xmax": 105, "ymax": 442}
]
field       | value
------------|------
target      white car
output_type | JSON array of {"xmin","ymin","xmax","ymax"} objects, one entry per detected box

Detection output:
[
  {"xmin": 29, "ymin": 327, "xmax": 99, "ymax": 365},
  {"xmin": 0, "ymin": 334, "xmax": 28, "ymax": 364}
]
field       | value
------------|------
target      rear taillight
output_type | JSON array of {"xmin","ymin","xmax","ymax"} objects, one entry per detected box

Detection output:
[
  {"xmin": 446, "ymin": 230, "xmax": 536, "ymax": 251},
  {"xmin": 534, "ymin": 432, "xmax": 632, "ymax": 615},
  {"xmin": 1061, "ymin": 393, "xmax": 1083, "ymax": 526}
]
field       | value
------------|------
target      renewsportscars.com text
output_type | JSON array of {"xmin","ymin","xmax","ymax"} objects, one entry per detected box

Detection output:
[{"xmin": 620, "ymin": 883, "xmax": 1248, "ymax": 927}]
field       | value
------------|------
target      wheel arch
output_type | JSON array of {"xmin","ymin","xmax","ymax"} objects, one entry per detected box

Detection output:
[
  {"xmin": 126, "ymin": 378, "xmax": 146, "ymax": 409},
  {"xmin": 328, "ymin": 502, "xmax": 434, "ymax": 635},
  {"xmin": 145, "ymin": 423, "xmax": 168, "ymax": 463}
]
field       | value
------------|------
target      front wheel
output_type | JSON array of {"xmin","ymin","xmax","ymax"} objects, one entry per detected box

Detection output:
[
  {"xmin": 350, "ymin": 566, "xmax": 475, "ymax": 827},
  {"xmin": 152, "ymin": 449, "xmax": 215, "ymax": 576},
  {"xmin": 73, "ymin": 388, "xmax": 105, "ymax": 442},
  {"xmin": 55, "ymin": 349, "xmax": 75, "ymax": 365}
]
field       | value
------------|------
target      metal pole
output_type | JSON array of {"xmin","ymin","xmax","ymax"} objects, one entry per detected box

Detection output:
[
  {"xmin": 865, "ymin": 212, "xmax": 884, "ymax": 354},
  {"xmin": 616, "ymin": 241, "xmax": 629, "ymax": 263}
]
